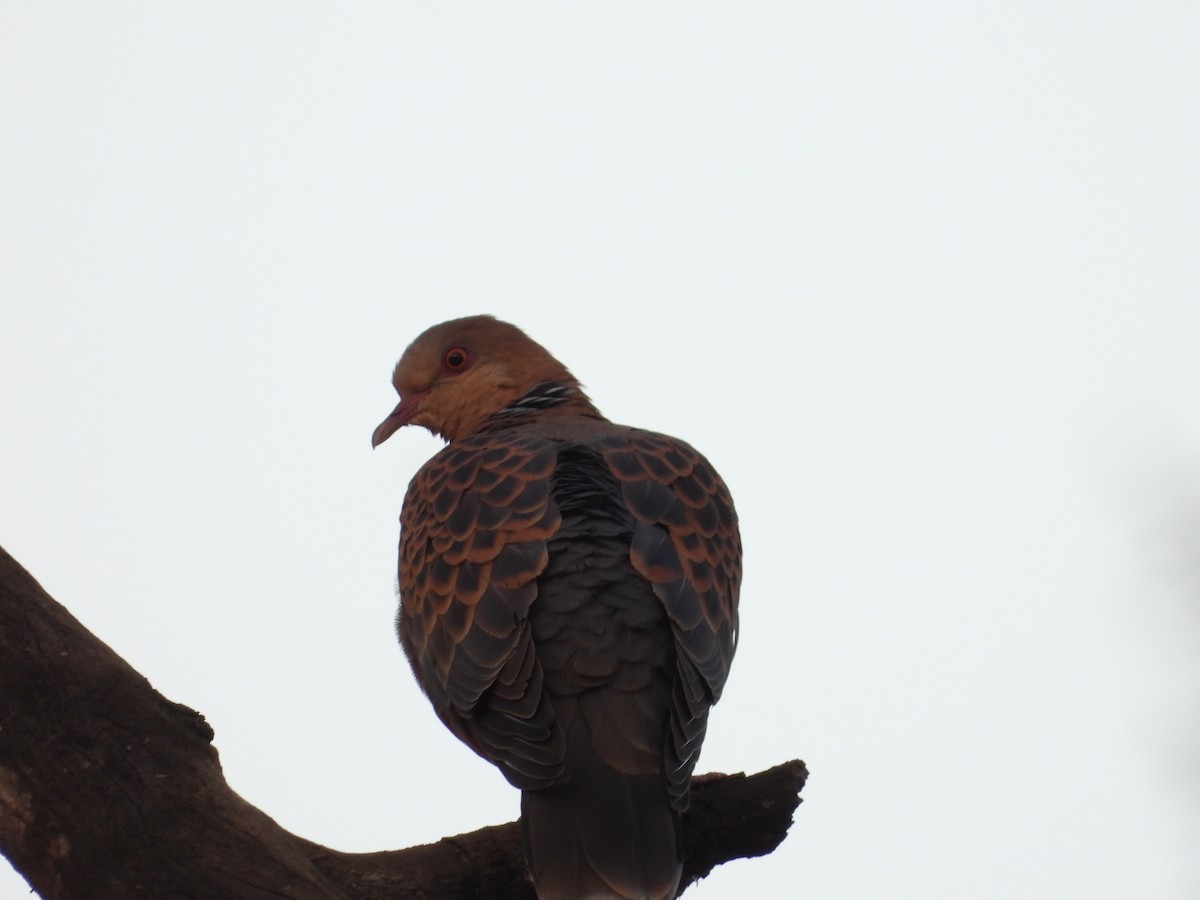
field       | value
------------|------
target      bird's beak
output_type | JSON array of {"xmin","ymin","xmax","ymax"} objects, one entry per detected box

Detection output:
[{"xmin": 371, "ymin": 392, "xmax": 428, "ymax": 448}]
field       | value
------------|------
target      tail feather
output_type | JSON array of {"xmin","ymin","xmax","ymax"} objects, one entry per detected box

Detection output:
[{"xmin": 521, "ymin": 735, "xmax": 682, "ymax": 900}]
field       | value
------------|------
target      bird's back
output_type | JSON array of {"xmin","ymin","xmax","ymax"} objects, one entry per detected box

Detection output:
[{"xmin": 398, "ymin": 414, "xmax": 739, "ymax": 899}]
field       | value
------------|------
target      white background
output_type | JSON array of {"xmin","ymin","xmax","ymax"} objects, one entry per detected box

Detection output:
[{"xmin": 2, "ymin": 4, "xmax": 1198, "ymax": 898}]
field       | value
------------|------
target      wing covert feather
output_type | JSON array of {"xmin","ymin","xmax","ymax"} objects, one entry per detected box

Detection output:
[
  {"xmin": 399, "ymin": 431, "xmax": 564, "ymax": 787},
  {"xmin": 598, "ymin": 430, "xmax": 741, "ymax": 805}
]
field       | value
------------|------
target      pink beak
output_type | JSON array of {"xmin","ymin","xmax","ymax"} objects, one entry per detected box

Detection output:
[{"xmin": 371, "ymin": 392, "xmax": 428, "ymax": 448}]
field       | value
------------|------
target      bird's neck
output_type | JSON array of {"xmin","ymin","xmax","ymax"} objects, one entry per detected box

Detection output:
[{"xmin": 478, "ymin": 381, "xmax": 603, "ymax": 431}]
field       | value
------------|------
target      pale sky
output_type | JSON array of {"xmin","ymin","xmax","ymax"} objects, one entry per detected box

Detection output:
[{"xmin": 3, "ymin": 4, "xmax": 1198, "ymax": 898}]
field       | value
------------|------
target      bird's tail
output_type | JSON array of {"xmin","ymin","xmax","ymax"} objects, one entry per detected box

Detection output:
[{"xmin": 520, "ymin": 737, "xmax": 682, "ymax": 900}]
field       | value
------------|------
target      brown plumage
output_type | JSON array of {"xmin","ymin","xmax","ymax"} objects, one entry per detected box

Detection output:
[{"xmin": 373, "ymin": 316, "xmax": 740, "ymax": 900}]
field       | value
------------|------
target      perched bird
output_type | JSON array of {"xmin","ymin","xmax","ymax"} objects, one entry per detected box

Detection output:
[{"xmin": 373, "ymin": 316, "xmax": 740, "ymax": 900}]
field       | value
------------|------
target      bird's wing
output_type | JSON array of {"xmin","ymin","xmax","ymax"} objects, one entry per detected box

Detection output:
[
  {"xmin": 398, "ymin": 430, "xmax": 565, "ymax": 788},
  {"xmin": 598, "ymin": 429, "xmax": 741, "ymax": 807}
]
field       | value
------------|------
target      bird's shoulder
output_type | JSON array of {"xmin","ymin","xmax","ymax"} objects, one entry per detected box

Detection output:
[{"xmin": 402, "ymin": 416, "xmax": 737, "ymax": 532}]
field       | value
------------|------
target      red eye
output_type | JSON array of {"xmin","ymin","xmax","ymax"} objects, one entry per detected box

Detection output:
[{"xmin": 443, "ymin": 347, "xmax": 468, "ymax": 370}]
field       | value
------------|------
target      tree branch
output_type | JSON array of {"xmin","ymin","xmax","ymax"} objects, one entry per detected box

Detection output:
[{"xmin": 0, "ymin": 545, "xmax": 804, "ymax": 898}]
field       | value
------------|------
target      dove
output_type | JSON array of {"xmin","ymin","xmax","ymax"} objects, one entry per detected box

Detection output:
[{"xmin": 373, "ymin": 315, "xmax": 740, "ymax": 900}]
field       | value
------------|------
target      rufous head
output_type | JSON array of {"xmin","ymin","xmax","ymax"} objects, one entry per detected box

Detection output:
[{"xmin": 372, "ymin": 315, "xmax": 598, "ymax": 445}]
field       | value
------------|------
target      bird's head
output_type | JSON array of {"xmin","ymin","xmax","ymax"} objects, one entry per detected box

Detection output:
[{"xmin": 372, "ymin": 315, "xmax": 598, "ymax": 445}]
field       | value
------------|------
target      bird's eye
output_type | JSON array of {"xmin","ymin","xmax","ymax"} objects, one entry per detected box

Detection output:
[{"xmin": 444, "ymin": 347, "xmax": 468, "ymax": 370}]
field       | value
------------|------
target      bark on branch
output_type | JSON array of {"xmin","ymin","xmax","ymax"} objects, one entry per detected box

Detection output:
[{"xmin": 0, "ymin": 545, "xmax": 804, "ymax": 898}]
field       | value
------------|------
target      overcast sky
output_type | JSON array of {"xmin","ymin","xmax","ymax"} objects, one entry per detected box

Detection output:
[{"xmin": 3, "ymin": 4, "xmax": 1198, "ymax": 898}]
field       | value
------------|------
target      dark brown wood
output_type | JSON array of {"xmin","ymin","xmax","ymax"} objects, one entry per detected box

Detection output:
[{"xmin": 0, "ymin": 545, "xmax": 804, "ymax": 899}]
